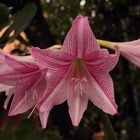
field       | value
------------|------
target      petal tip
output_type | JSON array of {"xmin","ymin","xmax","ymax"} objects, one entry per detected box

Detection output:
[
  {"xmin": 111, "ymin": 109, "xmax": 118, "ymax": 115},
  {"xmin": 72, "ymin": 121, "xmax": 80, "ymax": 127},
  {"xmin": 39, "ymin": 110, "xmax": 50, "ymax": 129},
  {"xmin": 8, "ymin": 108, "xmax": 19, "ymax": 116},
  {"xmin": 8, "ymin": 111, "xmax": 15, "ymax": 116},
  {"xmin": 73, "ymin": 15, "xmax": 88, "ymax": 25},
  {"xmin": 109, "ymin": 107, "xmax": 118, "ymax": 115},
  {"xmin": 73, "ymin": 124, "xmax": 78, "ymax": 128},
  {"xmin": 40, "ymin": 121, "xmax": 47, "ymax": 129}
]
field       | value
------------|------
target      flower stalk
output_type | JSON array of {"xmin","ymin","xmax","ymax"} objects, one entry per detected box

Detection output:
[
  {"xmin": 97, "ymin": 39, "xmax": 117, "ymax": 49},
  {"xmin": 98, "ymin": 110, "xmax": 118, "ymax": 140}
]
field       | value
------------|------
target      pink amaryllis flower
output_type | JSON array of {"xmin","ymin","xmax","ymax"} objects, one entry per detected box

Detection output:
[
  {"xmin": 0, "ymin": 51, "xmax": 48, "ymax": 127},
  {"xmin": 118, "ymin": 39, "xmax": 140, "ymax": 67},
  {"xmin": 31, "ymin": 16, "xmax": 120, "ymax": 128}
]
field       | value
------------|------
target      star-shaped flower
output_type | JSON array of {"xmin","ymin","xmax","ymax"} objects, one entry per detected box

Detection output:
[{"xmin": 31, "ymin": 16, "xmax": 120, "ymax": 128}]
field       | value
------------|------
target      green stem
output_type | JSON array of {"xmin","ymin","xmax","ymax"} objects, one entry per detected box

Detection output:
[
  {"xmin": 98, "ymin": 110, "xmax": 118, "ymax": 140},
  {"xmin": 97, "ymin": 39, "xmax": 116, "ymax": 50}
]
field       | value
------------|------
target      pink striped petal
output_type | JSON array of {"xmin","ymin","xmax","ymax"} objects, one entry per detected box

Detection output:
[
  {"xmin": 38, "ymin": 69, "xmax": 68, "ymax": 112},
  {"xmin": 0, "ymin": 70, "xmax": 41, "ymax": 86},
  {"xmin": 27, "ymin": 69, "xmax": 47, "ymax": 98},
  {"xmin": 59, "ymin": 65, "xmax": 90, "ymax": 126},
  {"xmin": 85, "ymin": 67, "xmax": 117, "ymax": 115},
  {"xmin": 8, "ymin": 87, "xmax": 38, "ymax": 116},
  {"xmin": 4, "ymin": 55, "xmax": 39, "ymax": 73},
  {"xmin": 31, "ymin": 47, "xmax": 72, "ymax": 70},
  {"xmin": 8, "ymin": 96, "xmax": 36, "ymax": 116},
  {"xmin": 8, "ymin": 69, "xmax": 47, "ymax": 115},
  {"xmin": 85, "ymin": 46, "xmax": 120, "ymax": 72},
  {"xmin": 63, "ymin": 16, "xmax": 99, "ymax": 58},
  {"xmin": 66, "ymin": 81, "xmax": 88, "ymax": 126},
  {"xmin": 35, "ymin": 69, "xmax": 48, "ymax": 98},
  {"xmin": 38, "ymin": 75, "xmax": 66, "ymax": 128},
  {"xmin": 8, "ymin": 86, "xmax": 29, "ymax": 115}
]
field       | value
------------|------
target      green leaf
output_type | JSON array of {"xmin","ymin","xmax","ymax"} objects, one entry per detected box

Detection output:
[
  {"xmin": 0, "ymin": 2, "xmax": 37, "ymax": 45},
  {"xmin": 0, "ymin": 4, "xmax": 10, "ymax": 30}
]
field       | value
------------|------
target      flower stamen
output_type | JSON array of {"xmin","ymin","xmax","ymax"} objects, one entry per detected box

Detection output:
[
  {"xmin": 71, "ymin": 77, "xmax": 87, "ymax": 96},
  {"xmin": 28, "ymin": 105, "xmax": 36, "ymax": 119}
]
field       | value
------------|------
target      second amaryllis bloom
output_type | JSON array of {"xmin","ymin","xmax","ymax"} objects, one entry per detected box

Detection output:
[
  {"xmin": 118, "ymin": 39, "xmax": 140, "ymax": 67},
  {"xmin": 0, "ymin": 51, "xmax": 48, "ymax": 128},
  {"xmin": 31, "ymin": 16, "xmax": 120, "ymax": 128}
]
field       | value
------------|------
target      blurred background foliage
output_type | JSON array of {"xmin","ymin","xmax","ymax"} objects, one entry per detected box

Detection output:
[{"xmin": 0, "ymin": 0, "xmax": 140, "ymax": 140}]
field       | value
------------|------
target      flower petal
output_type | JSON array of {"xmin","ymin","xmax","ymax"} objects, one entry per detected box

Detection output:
[
  {"xmin": 8, "ymin": 69, "xmax": 47, "ymax": 116},
  {"xmin": 8, "ymin": 88, "xmax": 39, "ymax": 116},
  {"xmin": 38, "ymin": 69, "xmax": 68, "ymax": 112},
  {"xmin": 4, "ymin": 87, "xmax": 18, "ymax": 109},
  {"xmin": 0, "ymin": 84, "xmax": 12, "ymax": 92},
  {"xmin": 66, "ymin": 81, "xmax": 88, "ymax": 126},
  {"xmin": 85, "ymin": 46, "xmax": 120, "ymax": 72},
  {"xmin": 39, "ymin": 110, "xmax": 50, "ymax": 129},
  {"xmin": 4, "ymin": 55, "xmax": 38, "ymax": 73},
  {"xmin": 38, "ymin": 70, "xmax": 66, "ymax": 128},
  {"xmin": 27, "ymin": 69, "xmax": 47, "ymax": 98},
  {"xmin": 31, "ymin": 47, "xmax": 72, "ymax": 70},
  {"xmin": 0, "ymin": 68, "xmax": 41, "ymax": 86},
  {"xmin": 63, "ymin": 16, "xmax": 99, "ymax": 58},
  {"xmin": 85, "ymin": 67, "xmax": 117, "ymax": 115},
  {"xmin": 4, "ymin": 91, "xmax": 13, "ymax": 109},
  {"xmin": 8, "ymin": 86, "xmax": 29, "ymax": 115}
]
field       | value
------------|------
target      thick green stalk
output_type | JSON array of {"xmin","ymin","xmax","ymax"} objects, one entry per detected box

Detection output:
[
  {"xmin": 98, "ymin": 110, "xmax": 118, "ymax": 140},
  {"xmin": 97, "ymin": 39, "xmax": 116, "ymax": 50}
]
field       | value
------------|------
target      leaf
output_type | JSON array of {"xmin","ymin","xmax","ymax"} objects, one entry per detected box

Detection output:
[
  {"xmin": 0, "ymin": 4, "xmax": 10, "ymax": 30},
  {"xmin": 0, "ymin": 2, "xmax": 37, "ymax": 45}
]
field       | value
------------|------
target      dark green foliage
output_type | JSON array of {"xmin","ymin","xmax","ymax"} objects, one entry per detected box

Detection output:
[
  {"xmin": 0, "ymin": 3, "xmax": 37, "ymax": 47},
  {"xmin": 0, "ymin": 4, "xmax": 10, "ymax": 30}
]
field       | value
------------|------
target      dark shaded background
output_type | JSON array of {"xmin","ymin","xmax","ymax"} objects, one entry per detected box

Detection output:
[{"xmin": 0, "ymin": 0, "xmax": 140, "ymax": 140}]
